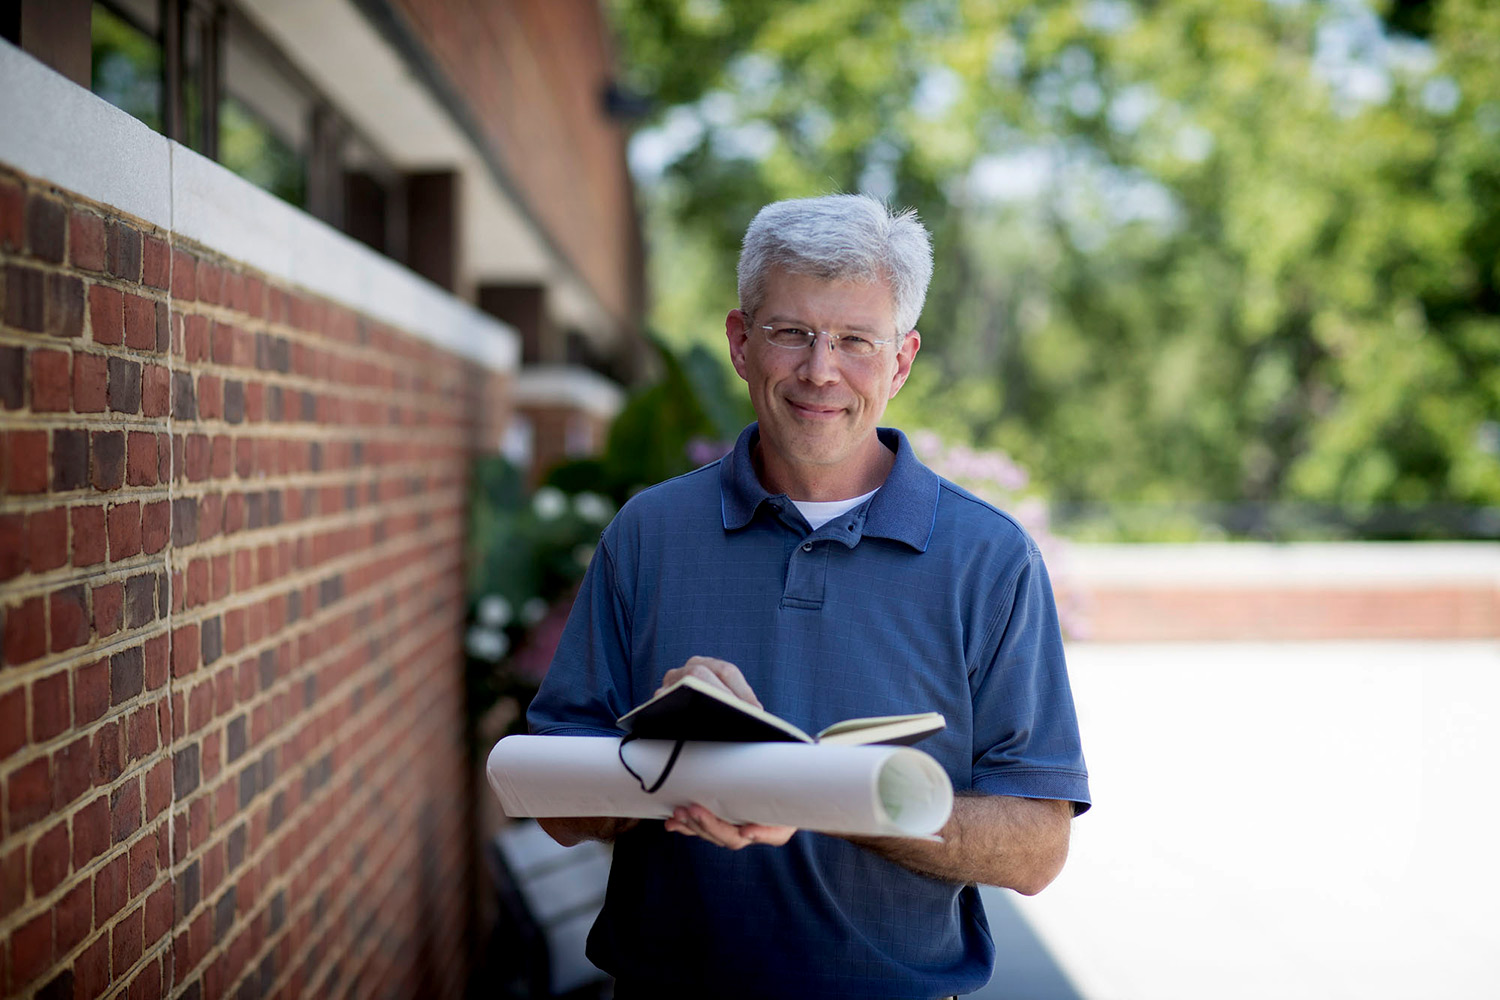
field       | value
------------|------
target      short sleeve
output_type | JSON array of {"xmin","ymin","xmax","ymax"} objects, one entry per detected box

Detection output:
[
  {"xmin": 968, "ymin": 548, "xmax": 1091, "ymax": 813},
  {"xmin": 526, "ymin": 533, "xmax": 636, "ymax": 737}
]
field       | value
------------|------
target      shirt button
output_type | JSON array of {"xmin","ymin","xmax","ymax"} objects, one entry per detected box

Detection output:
[{"xmin": 802, "ymin": 542, "xmax": 813, "ymax": 552}]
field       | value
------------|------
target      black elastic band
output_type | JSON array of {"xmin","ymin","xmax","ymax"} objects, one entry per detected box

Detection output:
[{"xmin": 618, "ymin": 734, "xmax": 686, "ymax": 793}]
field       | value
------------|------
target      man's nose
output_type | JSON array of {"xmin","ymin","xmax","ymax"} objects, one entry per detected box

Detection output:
[{"xmin": 797, "ymin": 333, "xmax": 842, "ymax": 382}]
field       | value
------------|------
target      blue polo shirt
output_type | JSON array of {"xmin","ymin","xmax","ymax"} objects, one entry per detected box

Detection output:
[{"xmin": 528, "ymin": 424, "xmax": 1090, "ymax": 999}]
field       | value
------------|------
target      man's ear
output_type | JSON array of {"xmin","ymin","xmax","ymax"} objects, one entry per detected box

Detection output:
[
  {"xmin": 889, "ymin": 330, "xmax": 921, "ymax": 398},
  {"xmin": 726, "ymin": 309, "xmax": 752, "ymax": 382}
]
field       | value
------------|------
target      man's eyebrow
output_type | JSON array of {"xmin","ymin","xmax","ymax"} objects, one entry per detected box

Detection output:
[{"xmin": 761, "ymin": 313, "xmax": 883, "ymax": 333}]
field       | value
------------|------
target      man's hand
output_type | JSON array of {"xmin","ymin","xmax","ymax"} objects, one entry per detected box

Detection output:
[
  {"xmin": 657, "ymin": 656, "xmax": 763, "ymax": 707},
  {"xmin": 656, "ymin": 656, "xmax": 797, "ymax": 849},
  {"xmin": 663, "ymin": 803, "xmax": 796, "ymax": 849}
]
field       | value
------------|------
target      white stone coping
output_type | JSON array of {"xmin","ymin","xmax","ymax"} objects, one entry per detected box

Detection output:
[
  {"xmin": 511, "ymin": 365, "xmax": 626, "ymax": 420},
  {"xmin": 1065, "ymin": 542, "xmax": 1500, "ymax": 587},
  {"xmin": 0, "ymin": 40, "xmax": 519, "ymax": 373}
]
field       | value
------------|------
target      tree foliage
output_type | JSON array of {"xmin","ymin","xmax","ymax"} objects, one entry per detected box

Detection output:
[{"xmin": 610, "ymin": 0, "xmax": 1500, "ymax": 537}]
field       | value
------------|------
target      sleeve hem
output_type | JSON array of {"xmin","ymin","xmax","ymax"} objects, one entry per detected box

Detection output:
[{"xmin": 971, "ymin": 768, "xmax": 1092, "ymax": 816}]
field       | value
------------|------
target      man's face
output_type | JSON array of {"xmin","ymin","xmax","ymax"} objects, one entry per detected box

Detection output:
[{"xmin": 727, "ymin": 268, "xmax": 920, "ymax": 494}]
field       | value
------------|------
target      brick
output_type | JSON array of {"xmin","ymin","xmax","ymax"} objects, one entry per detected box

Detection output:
[
  {"xmin": 0, "ymin": 846, "xmax": 22, "ymax": 921},
  {"xmin": 72, "ymin": 351, "xmax": 108, "ymax": 412},
  {"xmin": 107, "ymin": 220, "xmax": 142, "ymax": 281},
  {"xmin": 71, "ymin": 211, "xmax": 107, "ymax": 271},
  {"xmin": 124, "ymin": 573, "xmax": 156, "ymax": 628},
  {"xmin": 112, "ymin": 904, "xmax": 144, "ymax": 974},
  {"xmin": 7, "ymin": 757, "xmax": 52, "ymax": 831},
  {"xmin": 128, "ymin": 702, "xmax": 159, "ymax": 760},
  {"xmin": 141, "ymin": 362, "xmax": 170, "ymax": 416},
  {"xmin": 10, "ymin": 910, "xmax": 53, "ymax": 987},
  {"xmin": 198, "ymin": 375, "xmax": 222, "ymax": 418},
  {"xmin": 94, "ymin": 720, "xmax": 124, "ymax": 786},
  {"xmin": 71, "ymin": 505, "xmax": 107, "ymax": 567},
  {"xmin": 157, "ymin": 432, "xmax": 172, "ymax": 483},
  {"xmin": 112, "ymin": 645, "xmax": 145, "ymax": 703},
  {"xmin": 57, "ymin": 878, "xmax": 93, "ymax": 956},
  {"xmin": 32, "ymin": 670, "xmax": 71, "ymax": 740},
  {"xmin": 46, "ymin": 272, "xmax": 85, "ymax": 337},
  {"xmin": 92, "ymin": 429, "xmax": 125, "ymax": 490},
  {"xmin": 144, "ymin": 633, "xmax": 169, "ymax": 690},
  {"xmin": 108, "ymin": 355, "xmax": 142, "ymax": 413},
  {"xmin": 49, "ymin": 584, "xmax": 89, "ymax": 653},
  {"xmin": 173, "ymin": 371, "xmax": 197, "ymax": 419},
  {"xmin": 75, "ymin": 938, "xmax": 110, "ymax": 999},
  {"xmin": 173, "ymin": 622, "xmax": 201, "ymax": 677},
  {"xmin": 31, "ymin": 348, "xmax": 71, "ymax": 411},
  {"xmin": 129, "ymin": 827, "xmax": 158, "ymax": 896},
  {"xmin": 171, "ymin": 248, "xmax": 196, "ymax": 299},
  {"xmin": 124, "ymin": 293, "xmax": 158, "ymax": 350},
  {"xmin": 93, "ymin": 580, "xmax": 124, "ymax": 638},
  {"xmin": 4, "ymin": 430, "xmax": 49, "ymax": 493},
  {"xmin": 109, "ymin": 501, "xmax": 143, "ymax": 561},
  {"xmin": 0, "ymin": 689, "xmax": 23, "ymax": 758},
  {"xmin": 0, "ymin": 179, "xmax": 21, "ymax": 251},
  {"xmin": 126, "ymin": 431, "xmax": 156, "ymax": 486},
  {"xmin": 90, "ymin": 284, "xmax": 123, "ymax": 344},
  {"xmin": 202, "ymin": 616, "xmax": 223, "ymax": 666},
  {"xmin": 26, "ymin": 505, "xmax": 69, "ymax": 573},
  {"xmin": 142, "ymin": 500, "xmax": 170, "ymax": 554},
  {"xmin": 145, "ymin": 759, "xmax": 172, "ymax": 819},
  {"xmin": 111, "ymin": 776, "xmax": 142, "ymax": 843},
  {"xmin": 72, "ymin": 795, "xmax": 111, "ymax": 868},
  {"xmin": 186, "ymin": 557, "xmax": 209, "ymax": 607},
  {"xmin": 3, "ymin": 595, "xmax": 46, "ymax": 665},
  {"xmin": 0, "ymin": 514, "xmax": 20, "ymax": 580},
  {"xmin": 210, "ymin": 435, "xmax": 232, "ymax": 479},
  {"xmin": 1, "ymin": 345, "xmax": 23, "ymax": 409},
  {"xmin": 31, "ymin": 820, "xmax": 70, "ymax": 895},
  {"xmin": 184, "ymin": 314, "xmax": 210, "ymax": 361},
  {"xmin": 27, "ymin": 193, "xmax": 66, "ymax": 262},
  {"xmin": 142, "ymin": 235, "xmax": 170, "ymax": 289},
  {"xmin": 53, "ymin": 734, "xmax": 94, "ymax": 807},
  {"xmin": 95, "ymin": 854, "xmax": 128, "ymax": 923},
  {"xmin": 52, "ymin": 428, "xmax": 88, "ymax": 491},
  {"xmin": 4, "ymin": 263, "xmax": 45, "ymax": 331},
  {"xmin": 173, "ymin": 497, "xmax": 198, "ymax": 545},
  {"xmin": 75, "ymin": 657, "xmax": 109, "ymax": 723},
  {"xmin": 185, "ymin": 433, "xmax": 210, "ymax": 482},
  {"xmin": 223, "ymin": 379, "xmax": 245, "ymax": 424},
  {"xmin": 175, "ymin": 742, "xmax": 201, "ymax": 797}
]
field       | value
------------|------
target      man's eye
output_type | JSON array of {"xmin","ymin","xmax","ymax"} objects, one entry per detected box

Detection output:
[
  {"xmin": 841, "ymin": 335, "xmax": 873, "ymax": 349},
  {"xmin": 774, "ymin": 327, "xmax": 813, "ymax": 341}
]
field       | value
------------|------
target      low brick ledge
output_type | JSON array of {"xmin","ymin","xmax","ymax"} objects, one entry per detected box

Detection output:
[{"xmin": 1057, "ymin": 543, "xmax": 1500, "ymax": 641}]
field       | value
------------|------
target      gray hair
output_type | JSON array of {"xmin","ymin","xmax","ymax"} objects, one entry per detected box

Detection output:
[{"xmin": 736, "ymin": 194, "xmax": 934, "ymax": 336}]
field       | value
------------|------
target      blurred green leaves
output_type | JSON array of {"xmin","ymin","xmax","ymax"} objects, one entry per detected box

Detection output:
[{"xmin": 612, "ymin": 0, "xmax": 1500, "ymax": 536}]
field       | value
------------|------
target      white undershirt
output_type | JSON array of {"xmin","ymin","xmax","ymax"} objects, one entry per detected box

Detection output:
[{"xmin": 790, "ymin": 488, "xmax": 880, "ymax": 530}]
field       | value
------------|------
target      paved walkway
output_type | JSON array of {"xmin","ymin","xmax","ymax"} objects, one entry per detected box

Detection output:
[{"xmin": 985, "ymin": 640, "xmax": 1500, "ymax": 1000}]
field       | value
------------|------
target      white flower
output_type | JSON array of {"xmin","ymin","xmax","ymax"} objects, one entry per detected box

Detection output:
[
  {"xmin": 573, "ymin": 491, "xmax": 614, "ymax": 524},
  {"xmin": 520, "ymin": 597, "xmax": 549, "ymax": 626},
  {"xmin": 466, "ymin": 626, "xmax": 510, "ymax": 662},
  {"xmin": 532, "ymin": 486, "xmax": 567, "ymax": 520},
  {"xmin": 477, "ymin": 594, "xmax": 512, "ymax": 628}
]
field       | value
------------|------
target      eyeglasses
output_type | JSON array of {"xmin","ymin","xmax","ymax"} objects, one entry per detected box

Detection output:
[{"xmin": 754, "ymin": 324, "xmax": 899, "ymax": 360}]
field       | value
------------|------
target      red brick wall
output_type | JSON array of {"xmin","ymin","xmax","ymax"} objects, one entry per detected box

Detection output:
[
  {"xmin": 1, "ymin": 167, "xmax": 508, "ymax": 998},
  {"xmin": 389, "ymin": 0, "xmax": 644, "ymax": 329}
]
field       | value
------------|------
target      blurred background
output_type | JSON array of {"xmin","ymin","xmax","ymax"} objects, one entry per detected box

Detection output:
[{"xmin": 2, "ymin": 0, "xmax": 1497, "ymax": 997}]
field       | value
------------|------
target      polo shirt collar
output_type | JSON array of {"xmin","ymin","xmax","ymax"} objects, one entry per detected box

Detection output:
[{"xmin": 719, "ymin": 423, "xmax": 940, "ymax": 552}]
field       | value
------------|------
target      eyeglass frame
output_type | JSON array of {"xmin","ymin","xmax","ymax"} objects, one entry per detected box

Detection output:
[{"xmin": 748, "ymin": 319, "xmax": 905, "ymax": 359}]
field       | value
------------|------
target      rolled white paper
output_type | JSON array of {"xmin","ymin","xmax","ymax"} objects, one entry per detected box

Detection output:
[{"xmin": 487, "ymin": 735, "xmax": 954, "ymax": 838}]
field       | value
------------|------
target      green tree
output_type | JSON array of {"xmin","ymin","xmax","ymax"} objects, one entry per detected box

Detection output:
[{"xmin": 611, "ymin": 0, "xmax": 1500, "ymax": 537}]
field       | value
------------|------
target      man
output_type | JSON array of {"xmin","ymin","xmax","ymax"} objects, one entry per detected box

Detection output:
[{"xmin": 528, "ymin": 194, "xmax": 1090, "ymax": 998}]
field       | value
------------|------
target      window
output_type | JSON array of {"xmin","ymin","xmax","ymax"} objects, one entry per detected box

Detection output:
[{"xmin": 88, "ymin": 0, "xmax": 401, "ymax": 248}]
